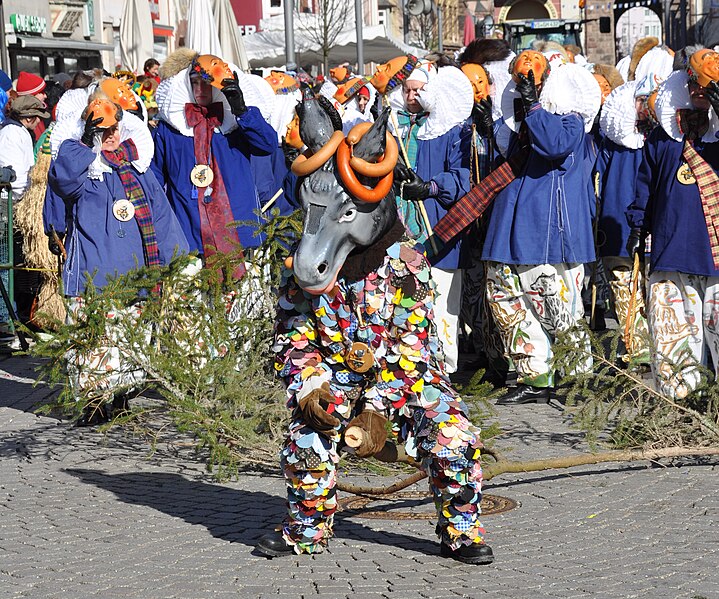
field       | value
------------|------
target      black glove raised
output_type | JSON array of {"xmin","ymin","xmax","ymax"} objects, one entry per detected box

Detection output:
[
  {"xmin": 220, "ymin": 72, "xmax": 247, "ymax": 116},
  {"xmin": 0, "ymin": 166, "xmax": 16, "ymax": 184},
  {"xmin": 48, "ymin": 232, "xmax": 65, "ymax": 257},
  {"xmin": 395, "ymin": 162, "xmax": 431, "ymax": 201},
  {"xmin": 706, "ymin": 81, "xmax": 719, "ymax": 119},
  {"xmin": 626, "ymin": 228, "xmax": 643, "ymax": 258},
  {"xmin": 81, "ymin": 113, "xmax": 104, "ymax": 148},
  {"xmin": 126, "ymin": 105, "xmax": 144, "ymax": 121},
  {"xmin": 516, "ymin": 71, "xmax": 540, "ymax": 115},
  {"xmin": 473, "ymin": 97, "xmax": 494, "ymax": 139}
]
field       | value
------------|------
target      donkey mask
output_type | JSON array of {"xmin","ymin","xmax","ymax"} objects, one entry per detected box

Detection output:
[{"xmin": 291, "ymin": 90, "xmax": 398, "ymax": 295}]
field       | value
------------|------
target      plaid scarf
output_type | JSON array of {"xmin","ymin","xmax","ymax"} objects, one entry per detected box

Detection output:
[
  {"xmin": 184, "ymin": 102, "xmax": 246, "ymax": 279},
  {"xmin": 682, "ymin": 139, "xmax": 719, "ymax": 269},
  {"xmin": 434, "ymin": 131, "xmax": 529, "ymax": 244},
  {"xmin": 102, "ymin": 139, "xmax": 162, "ymax": 267}
]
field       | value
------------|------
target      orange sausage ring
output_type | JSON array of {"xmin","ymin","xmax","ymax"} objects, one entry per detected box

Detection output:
[
  {"xmin": 291, "ymin": 130, "xmax": 345, "ymax": 176},
  {"xmin": 350, "ymin": 133, "xmax": 398, "ymax": 178},
  {"xmin": 336, "ymin": 138, "xmax": 394, "ymax": 203}
]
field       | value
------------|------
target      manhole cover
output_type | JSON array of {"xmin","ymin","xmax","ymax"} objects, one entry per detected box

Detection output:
[{"xmin": 338, "ymin": 491, "xmax": 518, "ymax": 520}]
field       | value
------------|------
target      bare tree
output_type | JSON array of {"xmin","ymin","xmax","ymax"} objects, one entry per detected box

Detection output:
[{"xmin": 295, "ymin": 0, "xmax": 354, "ymax": 74}]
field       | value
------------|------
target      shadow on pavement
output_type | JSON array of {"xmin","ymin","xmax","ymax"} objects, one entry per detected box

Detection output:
[{"xmin": 64, "ymin": 469, "xmax": 442, "ymax": 557}]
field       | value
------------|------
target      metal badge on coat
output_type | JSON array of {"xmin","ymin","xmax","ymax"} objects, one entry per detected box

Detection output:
[
  {"xmin": 112, "ymin": 199, "xmax": 135, "ymax": 222},
  {"xmin": 190, "ymin": 164, "xmax": 214, "ymax": 188},
  {"xmin": 676, "ymin": 163, "xmax": 697, "ymax": 185}
]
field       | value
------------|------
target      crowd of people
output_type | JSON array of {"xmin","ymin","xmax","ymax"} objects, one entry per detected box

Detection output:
[{"xmin": 0, "ymin": 35, "xmax": 718, "ymax": 560}]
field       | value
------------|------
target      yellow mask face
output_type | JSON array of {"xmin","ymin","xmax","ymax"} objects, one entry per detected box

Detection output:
[
  {"xmin": 285, "ymin": 114, "xmax": 304, "ymax": 149},
  {"xmin": 461, "ymin": 64, "xmax": 491, "ymax": 103},
  {"xmin": 593, "ymin": 74, "xmax": 612, "ymax": 104},
  {"xmin": 512, "ymin": 50, "xmax": 548, "ymax": 84},
  {"xmin": 87, "ymin": 98, "xmax": 119, "ymax": 128},
  {"xmin": 265, "ymin": 71, "xmax": 299, "ymax": 94},
  {"xmin": 688, "ymin": 48, "xmax": 719, "ymax": 88},
  {"xmin": 100, "ymin": 78, "xmax": 138, "ymax": 111},
  {"xmin": 192, "ymin": 54, "xmax": 233, "ymax": 89},
  {"xmin": 370, "ymin": 55, "xmax": 416, "ymax": 94}
]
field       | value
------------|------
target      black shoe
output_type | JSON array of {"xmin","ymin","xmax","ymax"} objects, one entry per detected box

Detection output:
[
  {"xmin": 255, "ymin": 531, "xmax": 295, "ymax": 558},
  {"xmin": 111, "ymin": 394, "xmax": 130, "ymax": 417},
  {"xmin": 440, "ymin": 542, "xmax": 494, "ymax": 565},
  {"xmin": 75, "ymin": 404, "xmax": 110, "ymax": 427},
  {"xmin": 495, "ymin": 384, "xmax": 550, "ymax": 405}
]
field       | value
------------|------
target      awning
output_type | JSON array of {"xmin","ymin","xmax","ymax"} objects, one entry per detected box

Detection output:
[
  {"xmin": 244, "ymin": 24, "xmax": 426, "ymax": 69},
  {"xmin": 13, "ymin": 35, "xmax": 114, "ymax": 52},
  {"xmin": 153, "ymin": 24, "xmax": 174, "ymax": 37}
]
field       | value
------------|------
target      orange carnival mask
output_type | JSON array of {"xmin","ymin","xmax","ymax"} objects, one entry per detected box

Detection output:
[
  {"xmin": 100, "ymin": 78, "xmax": 138, "ymax": 111},
  {"xmin": 370, "ymin": 54, "xmax": 419, "ymax": 94},
  {"xmin": 687, "ymin": 48, "xmax": 719, "ymax": 88},
  {"xmin": 265, "ymin": 70, "xmax": 300, "ymax": 95},
  {"xmin": 285, "ymin": 114, "xmax": 304, "ymax": 149},
  {"xmin": 512, "ymin": 50, "xmax": 548, "ymax": 85},
  {"xmin": 461, "ymin": 63, "xmax": 491, "ymax": 103},
  {"xmin": 334, "ymin": 77, "xmax": 368, "ymax": 104},
  {"xmin": 87, "ymin": 99, "xmax": 119, "ymax": 128},
  {"xmin": 329, "ymin": 66, "xmax": 350, "ymax": 84},
  {"xmin": 191, "ymin": 54, "xmax": 233, "ymax": 89},
  {"xmin": 593, "ymin": 74, "xmax": 612, "ymax": 104}
]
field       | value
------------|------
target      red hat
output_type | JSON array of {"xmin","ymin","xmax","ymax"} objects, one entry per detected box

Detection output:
[
  {"xmin": 357, "ymin": 86, "xmax": 370, "ymax": 98},
  {"xmin": 16, "ymin": 71, "xmax": 46, "ymax": 96}
]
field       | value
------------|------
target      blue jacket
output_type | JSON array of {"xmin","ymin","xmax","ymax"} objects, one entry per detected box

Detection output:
[
  {"xmin": 250, "ymin": 144, "xmax": 297, "ymax": 218},
  {"xmin": 482, "ymin": 108, "xmax": 596, "ymax": 265},
  {"xmin": 150, "ymin": 106, "xmax": 276, "ymax": 252},
  {"xmin": 409, "ymin": 126, "xmax": 471, "ymax": 270},
  {"xmin": 627, "ymin": 127, "xmax": 719, "ymax": 276},
  {"xmin": 597, "ymin": 138, "xmax": 643, "ymax": 258},
  {"xmin": 49, "ymin": 140, "xmax": 190, "ymax": 297},
  {"xmin": 42, "ymin": 177, "xmax": 67, "ymax": 235}
]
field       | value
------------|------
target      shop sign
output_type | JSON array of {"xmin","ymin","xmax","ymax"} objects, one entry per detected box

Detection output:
[
  {"xmin": 10, "ymin": 13, "xmax": 48, "ymax": 35},
  {"xmin": 84, "ymin": 0, "xmax": 96, "ymax": 37}
]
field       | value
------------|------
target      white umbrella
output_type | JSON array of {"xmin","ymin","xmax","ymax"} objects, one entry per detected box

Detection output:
[
  {"xmin": 212, "ymin": 0, "xmax": 249, "ymax": 70},
  {"xmin": 119, "ymin": 0, "xmax": 154, "ymax": 73},
  {"xmin": 186, "ymin": 0, "xmax": 222, "ymax": 56}
]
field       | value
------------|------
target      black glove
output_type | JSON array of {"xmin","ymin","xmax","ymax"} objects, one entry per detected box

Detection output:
[
  {"xmin": 127, "ymin": 105, "xmax": 144, "ymax": 120},
  {"xmin": 473, "ymin": 97, "xmax": 494, "ymax": 139},
  {"xmin": 626, "ymin": 228, "xmax": 643, "ymax": 258},
  {"xmin": 0, "ymin": 166, "xmax": 16, "ymax": 184},
  {"xmin": 220, "ymin": 72, "xmax": 247, "ymax": 116},
  {"xmin": 516, "ymin": 71, "xmax": 540, "ymax": 115},
  {"xmin": 706, "ymin": 81, "xmax": 719, "ymax": 119},
  {"xmin": 48, "ymin": 232, "xmax": 65, "ymax": 257},
  {"xmin": 281, "ymin": 138, "xmax": 301, "ymax": 169},
  {"xmin": 81, "ymin": 114, "xmax": 104, "ymax": 147},
  {"xmin": 395, "ymin": 161, "xmax": 431, "ymax": 201}
]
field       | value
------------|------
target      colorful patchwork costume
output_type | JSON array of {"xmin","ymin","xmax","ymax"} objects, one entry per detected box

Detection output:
[{"xmin": 272, "ymin": 224, "xmax": 486, "ymax": 555}]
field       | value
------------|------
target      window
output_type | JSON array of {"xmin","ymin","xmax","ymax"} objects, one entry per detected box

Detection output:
[{"xmin": 271, "ymin": 0, "xmax": 281, "ymax": 6}]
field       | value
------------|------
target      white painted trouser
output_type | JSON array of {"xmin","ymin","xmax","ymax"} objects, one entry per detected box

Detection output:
[
  {"xmin": 485, "ymin": 262, "xmax": 591, "ymax": 387},
  {"xmin": 647, "ymin": 271, "xmax": 719, "ymax": 399},
  {"xmin": 430, "ymin": 267, "xmax": 463, "ymax": 374}
]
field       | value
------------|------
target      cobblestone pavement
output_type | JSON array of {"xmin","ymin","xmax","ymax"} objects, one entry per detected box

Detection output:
[{"xmin": 1, "ymin": 354, "xmax": 717, "ymax": 599}]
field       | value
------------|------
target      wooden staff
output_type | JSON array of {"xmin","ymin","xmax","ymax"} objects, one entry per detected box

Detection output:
[
  {"xmin": 384, "ymin": 96, "xmax": 439, "ymax": 255},
  {"xmin": 260, "ymin": 188, "xmax": 284, "ymax": 213},
  {"xmin": 624, "ymin": 250, "xmax": 641, "ymax": 356}
]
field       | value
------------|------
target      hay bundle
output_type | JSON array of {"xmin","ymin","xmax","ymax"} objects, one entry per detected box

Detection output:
[{"xmin": 14, "ymin": 140, "xmax": 66, "ymax": 329}]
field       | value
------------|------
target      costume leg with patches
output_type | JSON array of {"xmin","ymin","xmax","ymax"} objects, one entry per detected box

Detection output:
[
  {"xmin": 485, "ymin": 262, "xmax": 553, "ymax": 387},
  {"xmin": 647, "ymin": 272, "xmax": 705, "ymax": 399},
  {"xmin": 394, "ymin": 397, "xmax": 486, "ymax": 549},
  {"xmin": 430, "ymin": 267, "xmax": 462, "ymax": 374}
]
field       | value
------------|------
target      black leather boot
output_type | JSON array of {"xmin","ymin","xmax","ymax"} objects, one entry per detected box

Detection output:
[
  {"xmin": 255, "ymin": 531, "xmax": 295, "ymax": 558},
  {"xmin": 441, "ymin": 542, "xmax": 494, "ymax": 565},
  {"xmin": 496, "ymin": 384, "xmax": 550, "ymax": 405},
  {"xmin": 75, "ymin": 404, "xmax": 110, "ymax": 427}
]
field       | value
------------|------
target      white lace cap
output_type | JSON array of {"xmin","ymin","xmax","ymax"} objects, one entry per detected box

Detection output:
[
  {"xmin": 540, "ymin": 62, "xmax": 601, "ymax": 133},
  {"xmin": 655, "ymin": 69, "xmax": 719, "ymax": 142},
  {"xmin": 415, "ymin": 65, "xmax": 473, "ymax": 140},
  {"xmin": 50, "ymin": 112, "xmax": 154, "ymax": 180},
  {"xmin": 484, "ymin": 53, "xmax": 515, "ymax": 121},
  {"xmin": 600, "ymin": 81, "xmax": 645, "ymax": 149}
]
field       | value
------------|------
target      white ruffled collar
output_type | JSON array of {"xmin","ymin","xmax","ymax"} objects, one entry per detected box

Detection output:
[
  {"xmin": 50, "ymin": 112, "xmax": 154, "ymax": 180},
  {"xmin": 155, "ymin": 67, "xmax": 238, "ymax": 137},
  {"xmin": 600, "ymin": 81, "xmax": 645, "ymax": 149},
  {"xmin": 655, "ymin": 69, "xmax": 719, "ymax": 143}
]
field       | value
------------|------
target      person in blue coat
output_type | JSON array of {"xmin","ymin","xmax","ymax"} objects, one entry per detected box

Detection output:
[
  {"xmin": 483, "ymin": 58, "xmax": 601, "ymax": 404},
  {"xmin": 48, "ymin": 97, "xmax": 189, "ymax": 424},
  {"xmin": 151, "ymin": 52, "xmax": 277, "ymax": 260},
  {"xmin": 372, "ymin": 59, "xmax": 474, "ymax": 372},
  {"xmin": 626, "ymin": 56, "xmax": 719, "ymax": 399},
  {"xmin": 596, "ymin": 79, "xmax": 654, "ymax": 363}
]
